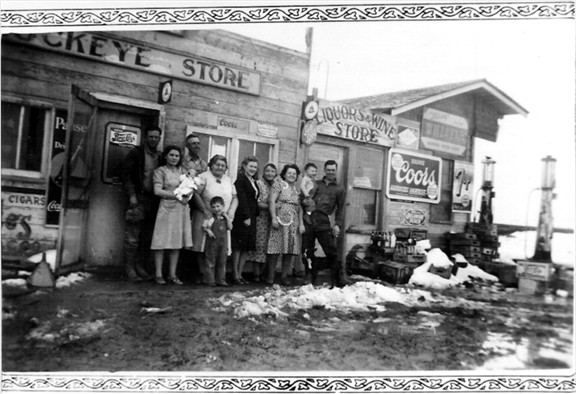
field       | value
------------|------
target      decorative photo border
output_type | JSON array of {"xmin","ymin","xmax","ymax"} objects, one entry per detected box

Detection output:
[
  {"xmin": 0, "ymin": 2, "xmax": 574, "ymax": 29},
  {"xmin": 1, "ymin": 1, "xmax": 574, "ymax": 392}
]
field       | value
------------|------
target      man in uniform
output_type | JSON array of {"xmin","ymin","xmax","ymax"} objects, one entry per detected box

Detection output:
[{"xmin": 121, "ymin": 126, "xmax": 162, "ymax": 282}]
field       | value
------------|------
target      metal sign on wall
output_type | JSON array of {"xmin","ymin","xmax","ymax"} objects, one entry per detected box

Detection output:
[
  {"xmin": 421, "ymin": 108, "xmax": 469, "ymax": 157},
  {"xmin": 452, "ymin": 161, "xmax": 474, "ymax": 212},
  {"xmin": 315, "ymin": 100, "xmax": 397, "ymax": 146},
  {"xmin": 386, "ymin": 149, "xmax": 442, "ymax": 204},
  {"xmin": 7, "ymin": 33, "xmax": 261, "ymax": 96}
]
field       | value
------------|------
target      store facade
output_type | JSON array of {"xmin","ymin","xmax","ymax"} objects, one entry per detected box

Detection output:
[
  {"xmin": 300, "ymin": 80, "xmax": 527, "ymax": 259},
  {"xmin": 1, "ymin": 29, "xmax": 311, "ymax": 271}
]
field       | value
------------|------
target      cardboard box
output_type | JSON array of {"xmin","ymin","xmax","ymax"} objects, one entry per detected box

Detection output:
[
  {"xmin": 428, "ymin": 264, "xmax": 452, "ymax": 279},
  {"xmin": 518, "ymin": 277, "xmax": 547, "ymax": 295}
]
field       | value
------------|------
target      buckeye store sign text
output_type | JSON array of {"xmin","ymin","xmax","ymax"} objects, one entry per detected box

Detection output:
[
  {"xmin": 315, "ymin": 101, "xmax": 396, "ymax": 147},
  {"xmin": 9, "ymin": 33, "xmax": 261, "ymax": 96}
]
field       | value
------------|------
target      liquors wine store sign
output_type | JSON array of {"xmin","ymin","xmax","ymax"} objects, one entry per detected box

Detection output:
[{"xmin": 386, "ymin": 149, "xmax": 442, "ymax": 204}]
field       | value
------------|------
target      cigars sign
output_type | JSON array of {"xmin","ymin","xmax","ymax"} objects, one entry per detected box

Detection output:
[
  {"xmin": 386, "ymin": 149, "xmax": 442, "ymax": 204},
  {"xmin": 315, "ymin": 100, "xmax": 397, "ymax": 147}
]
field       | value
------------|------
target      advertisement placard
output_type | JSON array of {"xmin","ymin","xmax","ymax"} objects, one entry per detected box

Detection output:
[
  {"xmin": 452, "ymin": 161, "xmax": 474, "ymax": 212},
  {"xmin": 386, "ymin": 149, "xmax": 442, "ymax": 204},
  {"xmin": 45, "ymin": 109, "xmax": 67, "ymax": 225},
  {"xmin": 421, "ymin": 108, "xmax": 469, "ymax": 157}
]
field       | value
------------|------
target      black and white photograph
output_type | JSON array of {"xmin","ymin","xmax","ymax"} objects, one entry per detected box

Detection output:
[{"xmin": 1, "ymin": 1, "xmax": 574, "ymax": 392}]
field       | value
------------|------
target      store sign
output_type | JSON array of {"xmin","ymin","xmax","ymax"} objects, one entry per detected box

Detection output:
[
  {"xmin": 403, "ymin": 209, "xmax": 427, "ymax": 226},
  {"xmin": 421, "ymin": 108, "xmax": 469, "ymax": 157},
  {"xmin": 452, "ymin": 161, "xmax": 474, "ymax": 212},
  {"xmin": 315, "ymin": 100, "xmax": 396, "ymax": 147},
  {"xmin": 109, "ymin": 128, "xmax": 139, "ymax": 146},
  {"xmin": 46, "ymin": 109, "xmax": 67, "ymax": 225},
  {"xmin": 257, "ymin": 123, "xmax": 278, "ymax": 138},
  {"xmin": 386, "ymin": 149, "xmax": 442, "ymax": 204},
  {"xmin": 8, "ymin": 33, "xmax": 261, "ymax": 96},
  {"xmin": 217, "ymin": 116, "xmax": 250, "ymax": 133}
]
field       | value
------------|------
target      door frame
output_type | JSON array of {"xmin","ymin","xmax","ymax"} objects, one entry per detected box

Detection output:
[{"xmin": 56, "ymin": 87, "xmax": 165, "ymax": 272}]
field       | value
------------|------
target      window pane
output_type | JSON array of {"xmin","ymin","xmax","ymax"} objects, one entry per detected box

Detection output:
[
  {"xmin": 1, "ymin": 102, "xmax": 20, "ymax": 168},
  {"xmin": 210, "ymin": 135, "xmax": 228, "ymax": 159},
  {"xmin": 353, "ymin": 147, "xmax": 383, "ymax": 189},
  {"xmin": 20, "ymin": 106, "xmax": 45, "ymax": 171},
  {"xmin": 195, "ymin": 133, "xmax": 210, "ymax": 164},
  {"xmin": 238, "ymin": 140, "xmax": 255, "ymax": 170},
  {"xmin": 255, "ymin": 143, "xmax": 272, "ymax": 167},
  {"xmin": 348, "ymin": 189, "xmax": 378, "ymax": 225},
  {"xmin": 430, "ymin": 159, "xmax": 454, "ymax": 223}
]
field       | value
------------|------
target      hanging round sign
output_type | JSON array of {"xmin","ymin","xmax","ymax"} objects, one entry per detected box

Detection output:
[
  {"xmin": 303, "ymin": 100, "xmax": 319, "ymax": 120},
  {"xmin": 301, "ymin": 119, "xmax": 318, "ymax": 146}
]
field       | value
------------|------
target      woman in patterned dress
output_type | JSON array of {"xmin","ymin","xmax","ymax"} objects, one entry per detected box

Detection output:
[
  {"xmin": 246, "ymin": 163, "xmax": 277, "ymax": 282},
  {"xmin": 150, "ymin": 145, "xmax": 193, "ymax": 285},
  {"xmin": 266, "ymin": 164, "xmax": 305, "ymax": 286}
]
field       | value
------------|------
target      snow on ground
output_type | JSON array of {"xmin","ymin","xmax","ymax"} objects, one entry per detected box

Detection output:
[
  {"xmin": 214, "ymin": 281, "xmax": 478, "ymax": 319},
  {"xmin": 1, "ymin": 272, "xmax": 92, "ymax": 289},
  {"xmin": 409, "ymin": 249, "xmax": 498, "ymax": 290},
  {"xmin": 216, "ymin": 282, "xmax": 418, "ymax": 318}
]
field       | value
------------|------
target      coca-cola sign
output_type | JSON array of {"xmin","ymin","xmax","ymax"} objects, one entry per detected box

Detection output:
[{"xmin": 386, "ymin": 149, "xmax": 442, "ymax": 204}]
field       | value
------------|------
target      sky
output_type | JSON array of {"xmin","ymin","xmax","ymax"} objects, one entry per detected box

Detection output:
[
  {"xmin": 224, "ymin": 19, "xmax": 576, "ymax": 229},
  {"xmin": 2, "ymin": 2, "xmax": 575, "ymax": 229}
]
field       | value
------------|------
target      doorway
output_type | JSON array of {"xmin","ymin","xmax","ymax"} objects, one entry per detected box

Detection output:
[{"xmin": 58, "ymin": 86, "xmax": 161, "ymax": 269}]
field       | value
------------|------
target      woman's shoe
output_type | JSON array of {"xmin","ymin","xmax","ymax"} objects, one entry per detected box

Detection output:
[
  {"xmin": 154, "ymin": 277, "xmax": 166, "ymax": 285},
  {"xmin": 232, "ymin": 278, "xmax": 242, "ymax": 285},
  {"xmin": 167, "ymin": 277, "xmax": 183, "ymax": 285}
]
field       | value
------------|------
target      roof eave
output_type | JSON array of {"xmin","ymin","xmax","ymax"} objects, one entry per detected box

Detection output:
[{"xmin": 387, "ymin": 81, "xmax": 528, "ymax": 118}]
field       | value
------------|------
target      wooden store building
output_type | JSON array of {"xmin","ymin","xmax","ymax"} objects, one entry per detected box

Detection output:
[
  {"xmin": 1, "ymin": 29, "xmax": 311, "ymax": 272},
  {"xmin": 1, "ymin": 28, "xmax": 527, "ymax": 273}
]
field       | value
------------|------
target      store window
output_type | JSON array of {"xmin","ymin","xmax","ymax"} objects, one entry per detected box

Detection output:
[
  {"xmin": 430, "ymin": 159, "xmax": 454, "ymax": 223},
  {"xmin": 348, "ymin": 147, "xmax": 384, "ymax": 226},
  {"xmin": 188, "ymin": 126, "xmax": 278, "ymax": 180},
  {"xmin": 1, "ymin": 101, "xmax": 50, "ymax": 173}
]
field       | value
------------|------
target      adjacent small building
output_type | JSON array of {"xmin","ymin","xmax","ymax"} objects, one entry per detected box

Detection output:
[{"xmin": 299, "ymin": 79, "xmax": 527, "ymax": 257}]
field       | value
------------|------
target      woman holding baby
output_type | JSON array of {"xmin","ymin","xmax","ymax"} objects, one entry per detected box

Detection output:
[{"xmin": 150, "ymin": 145, "xmax": 193, "ymax": 285}]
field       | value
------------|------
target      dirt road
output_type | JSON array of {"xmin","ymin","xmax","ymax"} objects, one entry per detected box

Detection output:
[{"xmin": 2, "ymin": 270, "xmax": 573, "ymax": 372}]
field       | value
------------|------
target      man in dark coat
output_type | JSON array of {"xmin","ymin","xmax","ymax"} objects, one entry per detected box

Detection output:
[{"xmin": 121, "ymin": 126, "xmax": 162, "ymax": 281}]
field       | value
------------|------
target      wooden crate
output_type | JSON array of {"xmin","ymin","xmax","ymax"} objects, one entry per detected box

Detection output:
[
  {"xmin": 449, "ymin": 239, "xmax": 481, "ymax": 247},
  {"xmin": 450, "ymin": 245, "xmax": 481, "ymax": 254},
  {"xmin": 378, "ymin": 261, "xmax": 414, "ymax": 285},
  {"xmin": 448, "ymin": 233, "xmax": 477, "ymax": 240}
]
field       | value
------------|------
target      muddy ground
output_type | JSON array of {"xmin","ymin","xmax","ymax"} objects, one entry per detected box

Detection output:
[{"xmin": 2, "ymin": 269, "xmax": 573, "ymax": 372}]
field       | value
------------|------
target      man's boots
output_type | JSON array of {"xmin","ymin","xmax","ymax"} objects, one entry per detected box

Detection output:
[{"xmin": 125, "ymin": 248, "xmax": 143, "ymax": 282}]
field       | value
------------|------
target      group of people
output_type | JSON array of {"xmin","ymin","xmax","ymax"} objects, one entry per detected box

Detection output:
[{"xmin": 122, "ymin": 126, "xmax": 348, "ymax": 288}]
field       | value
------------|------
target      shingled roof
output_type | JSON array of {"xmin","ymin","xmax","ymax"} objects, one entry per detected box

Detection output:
[{"xmin": 341, "ymin": 79, "xmax": 528, "ymax": 117}]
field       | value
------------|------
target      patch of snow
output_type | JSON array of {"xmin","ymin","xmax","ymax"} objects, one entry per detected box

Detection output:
[
  {"xmin": 455, "ymin": 263, "xmax": 498, "ymax": 283},
  {"xmin": 2, "ymin": 278, "xmax": 28, "ymax": 288},
  {"xmin": 427, "ymin": 248, "xmax": 453, "ymax": 269},
  {"xmin": 218, "ymin": 282, "xmax": 412, "ymax": 318},
  {"xmin": 56, "ymin": 272, "xmax": 92, "ymax": 288},
  {"xmin": 409, "ymin": 260, "xmax": 458, "ymax": 290}
]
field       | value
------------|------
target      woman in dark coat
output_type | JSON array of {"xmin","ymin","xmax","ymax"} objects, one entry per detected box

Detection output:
[{"xmin": 231, "ymin": 156, "xmax": 260, "ymax": 284}]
